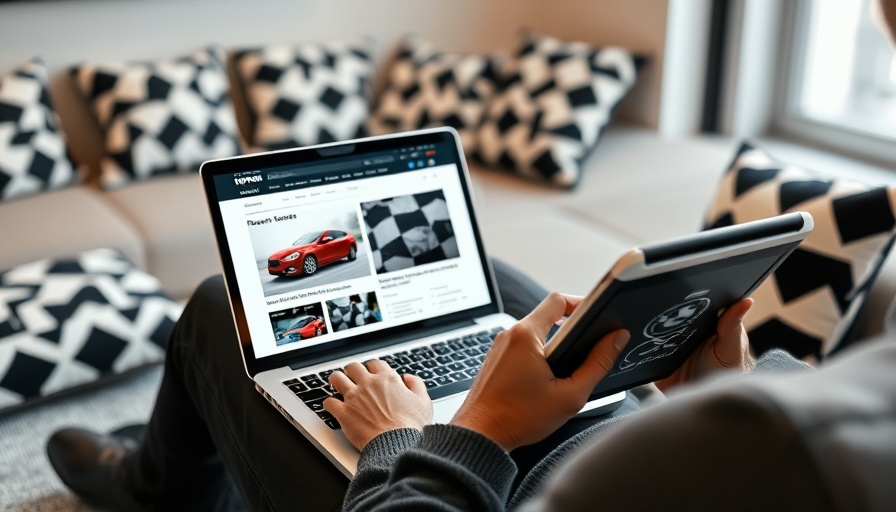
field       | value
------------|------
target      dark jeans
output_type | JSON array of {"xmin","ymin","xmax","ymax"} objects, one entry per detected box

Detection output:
[
  {"xmin": 121, "ymin": 260, "xmax": 617, "ymax": 511},
  {"xmin": 119, "ymin": 262, "xmax": 547, "ymax": 510}
]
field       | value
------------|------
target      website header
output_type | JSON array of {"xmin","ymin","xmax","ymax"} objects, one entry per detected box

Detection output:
[{"xmin": 214, "ymin": 142, "xmax": 456, "ymax": 202}]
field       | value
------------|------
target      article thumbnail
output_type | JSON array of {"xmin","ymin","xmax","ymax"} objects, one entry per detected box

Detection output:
[
  {"xmin": 326, "ymin": 292, "xmax": 382, "ymax": 332},
  {"xmin": 361, "ymin": 190, "xmax": 459, "ymax": 274},
  {"xmin": 248, "ymin": 204, "xmax": 371, "ymax": 297},
  {"xmin": 269, "ymin": 302, "xmax": 328, "ymax": 346}
]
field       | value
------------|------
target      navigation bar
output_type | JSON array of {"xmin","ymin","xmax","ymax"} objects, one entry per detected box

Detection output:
[{"xmin": 214, "ymin": 143, "xmax": 455, "ymax": 201}]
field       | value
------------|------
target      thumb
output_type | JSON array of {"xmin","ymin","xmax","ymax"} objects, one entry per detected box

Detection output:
[
  {"xmin": 712, "ymin": 299, "xmax": 752, "ymax": 366},
  {"xmin": 717, "ymin": 299, "xmax": 752, "ymax": 335},
  {"xmin": 323, "ymin": 396, "xmax": 345, "ymax": 417},
  {"xmin": 521, "ymin": 292, "xmax": 584, "ymax": 341},
  {"xmin": 402, "ymin": 374, "xmax": 428, "ymax": 395},
  {"xmin": 567, "ymin": 329, "xmax": 629, "ymax": 398}
]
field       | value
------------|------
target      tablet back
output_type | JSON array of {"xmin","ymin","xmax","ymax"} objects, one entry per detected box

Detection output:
[{"xmin": 545, "ymin": 212, "xmax": 813, "ymax": 399}]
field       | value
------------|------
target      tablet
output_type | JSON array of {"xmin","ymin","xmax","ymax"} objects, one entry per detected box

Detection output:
[{"xmin": 544, "ymin": 212, "xmax": 814, "ymax": 400}]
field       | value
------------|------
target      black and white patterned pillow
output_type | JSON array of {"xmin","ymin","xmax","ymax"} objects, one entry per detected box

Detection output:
[
  {"xmin": 705, "ymin": 143, "xmax": 896, "ymax": 362},
  {"xmin": 0, "ymin": 248, "xmax": 182, "ymax": 410},
  {"xmin": 71, "ymin": 48, "xmax": 240, "ymax": 187},
  {"xmin": 478, "ymin": 33, "xmax": 641, "ymax": 188},
  {"xmin": 0, "ymin": 59, "xmax": 77, "ymax": 201},
  {"xmin": 369, "ymin": 37, "xmax": 500, "ymax": 155},
  {"xmin": 361, "ymin": 190, "xmax": 459, "ymax": 274},
  {"xmin": 233, "ymin": 40, "xmax": 373, "ymax": 150}
]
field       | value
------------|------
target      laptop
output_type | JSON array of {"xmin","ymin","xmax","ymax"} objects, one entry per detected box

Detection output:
[{"xmin": 199, "ymin": 127, "xmax": 627, "ymax": 477}]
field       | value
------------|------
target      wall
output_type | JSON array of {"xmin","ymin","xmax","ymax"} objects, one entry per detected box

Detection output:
[
  {"xmin": 528, "ymin": 0, "xmax": 669, "ymax": 136},
  {"xmin": 0, "ymin": 0, "xmax": 668, "ymax": 172}
]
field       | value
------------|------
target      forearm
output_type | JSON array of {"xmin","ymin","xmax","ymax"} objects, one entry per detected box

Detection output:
[{"xmin": 344, "ymin": 425, "xmax": 517, "ymax": 511}]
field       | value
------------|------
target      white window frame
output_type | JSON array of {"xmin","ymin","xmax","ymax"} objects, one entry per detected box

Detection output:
[{"xmin": 771, "ymin": 0, "xmax": 896, "ymax": 167}]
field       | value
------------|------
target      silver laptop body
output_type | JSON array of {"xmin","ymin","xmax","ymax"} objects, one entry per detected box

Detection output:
[{"xmin": 199, "ymin": 128, "xmax": 625, "ymax": 476}]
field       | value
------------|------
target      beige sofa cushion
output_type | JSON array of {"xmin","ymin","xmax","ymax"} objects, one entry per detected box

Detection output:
[
  {"xmin": 469, "ymin": 163, "xmax": 633, "ymax": 296},
  {"xmin": 0, "ymin": 186, "xmax": 144, "ymax": 271},
  {"xmin": 467, "ymin": 127, "xmax": 734, "ymax": 295},
  {"xmin": 103, "ymin": 174, "xmax": 218, "ymax": 300}
]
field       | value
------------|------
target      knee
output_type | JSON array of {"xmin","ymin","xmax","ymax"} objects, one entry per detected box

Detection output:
[
  {"xmin": 170, "ymin": 274, "xmax": 235, "ymax": 353},
  {"xmin": 193, "ymin": 275, "xmax": 228, "ymax": 305},
  {"xmin": 185, "ymin": 275, "xmax": 231, "ymax": 319}
]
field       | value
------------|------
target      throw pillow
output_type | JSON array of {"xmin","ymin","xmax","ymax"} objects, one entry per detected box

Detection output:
[
  {"xmin": 369, "ymin": 36, "xmax": 500, "ymax": 155},
  {"xmin": 477, "ymin": 33, "xmax": 641, "ymax": 188},
  {"xmin": 233, "ymin": 40, "xmax": 373, "ymax": 150},
  {"xmin": 705, "ymin": 142, "xmax": 896, "ymax": 362},
  {"xmin": 0, "ymin": 59, "xmax": 77, "ymax": 201},
  {"xmin": 0, "ymin": 248, "xmax": 182, "ymax": 410},
  {"xmin": 70, "ymin": 48, "xmax": 240, "ymax": 187}
]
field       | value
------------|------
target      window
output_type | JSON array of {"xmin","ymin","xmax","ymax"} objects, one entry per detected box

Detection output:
[
  {"xmin": 775, "ymin": 0, "xmax": 896, "ymax": 162},
  {"xmin": 294, "ymin": 232, "xmax": 323, "ymax": 246},
  {"xmin": 294, "ymin": 317, "xmax": 314, "ymax": 328}
]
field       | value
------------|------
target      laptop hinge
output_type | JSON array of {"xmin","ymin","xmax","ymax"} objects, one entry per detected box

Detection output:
[{"xmin": 287, "ymin": 318, "xmax": 477, "ymax": 371}]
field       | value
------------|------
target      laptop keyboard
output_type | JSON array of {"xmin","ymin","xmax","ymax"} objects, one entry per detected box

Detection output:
[{"xmin": 282, "ymin": 327, "xmax": 504, "ymax": 430}]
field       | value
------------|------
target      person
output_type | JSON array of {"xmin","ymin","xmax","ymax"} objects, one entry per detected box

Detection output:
[
  {"xmin": 45, "ymin": 259, "xmax": 754, "ymax": 512},
  {"xmin": 333, "ymin": 3, "xmax": 896, "ymax": 506},
  {"xmin": 49, "ymin": 1, "xmax": 896, "ymax": 509}
]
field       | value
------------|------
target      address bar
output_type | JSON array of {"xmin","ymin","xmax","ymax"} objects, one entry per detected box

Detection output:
[{"xmin": 267, "ymin": 155, "xmax": 394, "ymax": 181}]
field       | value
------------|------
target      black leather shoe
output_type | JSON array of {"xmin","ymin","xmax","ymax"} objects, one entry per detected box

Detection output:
[{"xmin": 46, "ymin": 427, "xmax": 144, "ymax": 511}]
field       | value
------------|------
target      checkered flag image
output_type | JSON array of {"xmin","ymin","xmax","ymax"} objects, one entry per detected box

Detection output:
[{"xmin": 361, "ymin": 190, "xmax": 459, "ymax": 274}]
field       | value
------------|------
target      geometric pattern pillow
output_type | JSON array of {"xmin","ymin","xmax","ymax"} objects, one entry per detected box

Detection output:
[
  {"xmin": 478, "ymin": 33, "xmax": 641, "ymax": 188},
  {"xmin": 369, "ymin": 36, "xmax": 500, "ymax": 155},
  {"xmin": 233, "ymin": 40, "xmax": 373, "ymax": 150},
  {"xmin": 0, "ymin": 248, "xmax": 182, "ymax": 411},
  {"xmin": 361, "ymin": 190, "xmax": 459, "ymax": 274},
  {"xmin": 705, "ymin": 142, "xmax": 896, "ymax": 363},
  {"xmin": 70, "ymin": 48, "xmax": 240, "ymax": 187},
  {"xmin": 0, "ymin": 59, "xmax": 77, "ymax": 201}
]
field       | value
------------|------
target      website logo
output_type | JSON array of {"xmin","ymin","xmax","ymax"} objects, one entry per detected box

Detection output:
[{"xmin": 234, "ymin": 175, "xmax": 264, "ymax": 186}]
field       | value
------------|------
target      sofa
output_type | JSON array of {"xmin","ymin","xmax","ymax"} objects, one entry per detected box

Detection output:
[{"xmin": 3, "ymin": 0, "xmax": 896, "ymax": 510}]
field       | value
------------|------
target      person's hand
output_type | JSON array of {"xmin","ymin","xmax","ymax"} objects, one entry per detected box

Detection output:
[
  {"xmin": 654, "ymin": 298, "xmax": 754, "ymax": 393},
  {"xmin": 451, "ymin": 292, "xmax": 629, "ymax": 452},
  {"xmin": 323, "ymin": 360, "xmax": 432, "ymax": 451}
]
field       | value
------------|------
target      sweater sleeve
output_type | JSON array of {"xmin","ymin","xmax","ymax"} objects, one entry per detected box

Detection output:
[
  {"xmin": 343, "ymin": 424, "xmax": 517, "ymax": 511},
  {"xmin": 343, "ymin": 428, "xmax": 422, "ymax": 509},
  {"xmin": 516, "ymin": 350, "xmax": 830, "ymax": 512}
]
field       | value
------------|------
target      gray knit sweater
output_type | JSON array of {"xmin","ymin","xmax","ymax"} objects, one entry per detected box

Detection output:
[{"xmin": 343, "ymin": 344, "xmax": 896, "ymax": 511}]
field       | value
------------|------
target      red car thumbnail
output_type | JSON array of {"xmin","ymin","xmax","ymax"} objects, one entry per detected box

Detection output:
[
  {"xmin": 280, "ymin": 315, "xmax": 326, "ymax": 341},
  {"xmin": 268, "ymin": 230, "xmax": 357, "ymax": 277}
]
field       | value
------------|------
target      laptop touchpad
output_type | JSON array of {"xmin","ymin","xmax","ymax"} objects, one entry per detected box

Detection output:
[{"xmin": 432, "ymin": 392, "xmax": 468, "ymax": 424}]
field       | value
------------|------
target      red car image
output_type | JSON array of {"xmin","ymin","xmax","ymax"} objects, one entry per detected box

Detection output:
[
  {"xmin": 276, "ymin": 315, "xmax": 326, "ymax": 344},
  {"xmin": 268, "ymin": 230, "xmax": 357, "ymax": 277}
]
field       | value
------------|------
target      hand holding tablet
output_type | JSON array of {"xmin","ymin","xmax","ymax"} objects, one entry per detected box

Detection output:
[{"xmin": 544, "ymin": 212, "xmax": 813, "ymax": 401}]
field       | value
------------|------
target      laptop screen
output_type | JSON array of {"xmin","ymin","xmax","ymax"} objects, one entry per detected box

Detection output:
[{"xmin": 203, "ymin": 130, "xmax": 496, "ymax": 371}]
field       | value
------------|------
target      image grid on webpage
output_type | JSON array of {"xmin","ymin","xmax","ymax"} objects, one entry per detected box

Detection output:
[{"xmin": 216, "ymin": 150, "xmax": 492, "ymax": 359}]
